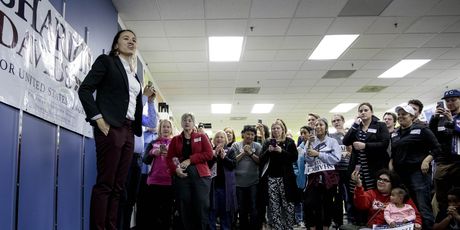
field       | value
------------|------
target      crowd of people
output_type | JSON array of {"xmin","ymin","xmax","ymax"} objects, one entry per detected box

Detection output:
[{"xmin": 79, "ymin": 30, "xmax": 460, "ymax": 230}]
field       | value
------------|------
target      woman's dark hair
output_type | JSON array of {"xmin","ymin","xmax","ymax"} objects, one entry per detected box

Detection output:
[
  {"xmin": 241, "ymin": 125, "xmax": 257, "ymax": 135},
  {"xmin": 300, "ymin": 126, "xmax": 313, "ymax": 134},
  {"xmin": 109, "ymin": 29, "xmax": 136, "ymax": 56},
  {"xmin": 358, "ymin": 102, "xmax": 373, "ymax": 112},
  {"xmin": 376, "ymin": 169, "xmax": 402, "ymax": 189},
  {"xmin": 316, "ymin": 118, "xmax": 329, "ymax": 136},
  {"xmin": 383, "ymin": 112, "xmax": 397, "ymax": 123}
]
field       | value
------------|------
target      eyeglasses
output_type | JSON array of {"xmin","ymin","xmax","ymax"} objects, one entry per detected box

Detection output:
[
  {"xmin": 332, "ymin": 119, "xmax": 342, "ymax": 123},
  {"xmin": 377, "ymin": 178, "xmax": 391, "ymax": 183}
]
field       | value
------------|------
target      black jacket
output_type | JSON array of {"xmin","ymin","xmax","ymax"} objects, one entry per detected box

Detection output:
[
  {"xmin": 260, "ymin": 137, "xmax": 299, "ymax": 202},
  {"xmin": 78, "ymin": 54, "xmax": 143, "ymax": 136},
  {"xmin": 343, "ymin": 115, "xmax": 390, "ymax": 178},
  {"xmin": 391, "ymin": 123, "xmax": 441, "ymax": 170},
  {"xmin": 429, "ymin": 114, "xmax": 460, "ymax": 163}
]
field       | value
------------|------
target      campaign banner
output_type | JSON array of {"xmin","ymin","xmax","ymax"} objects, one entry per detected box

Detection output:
[
  {"xmin": 306, "ymin": 158, "xmax": 335, "ymax": 175},
  {"xmin": 0, "ymin": 0, "xmax": 93, "ymax": 136},
  {"xmin": 373, "ymin": 223, "xmax": 414, "ymax": 230}
]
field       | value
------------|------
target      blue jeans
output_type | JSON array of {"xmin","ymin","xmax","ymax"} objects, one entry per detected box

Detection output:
[
  {"xmin": 236, "ymin": 184, "xmax": 258, "ymax": 230},
  {"xmin": 209, "ymin": 188, "xmax": 232, "ymax": 230},
  {"xmin": 399, "ymin": 169, "xmax": 434, "ymax": 230}
]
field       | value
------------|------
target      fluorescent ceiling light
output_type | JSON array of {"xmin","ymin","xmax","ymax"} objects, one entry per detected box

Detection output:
[
  {"xmin": 378, "ymin": 59, "xmax": 431, "ymax": 78},
  {"xmin": 209, "ymin": 36, "xmax": 243, "ymax": 62},
  {"xmin": 211, "ymin": 104, "xmax": 232, "ymax": 114},
  {"xmin": 309, "ymin": 34, "xmax": 359, "ymax": 60},
  {"xmin": 330, "ymin": 103, "xmax": 359, "ymax": 113},
  {"xmin": 251, "ymin": 104, "xmax": 274, "ymax": 114}
]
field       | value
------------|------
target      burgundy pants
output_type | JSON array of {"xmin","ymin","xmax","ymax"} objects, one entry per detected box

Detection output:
[{"xmin": 90, "ymin": 120, "xmax": 134, "ymax": 230}]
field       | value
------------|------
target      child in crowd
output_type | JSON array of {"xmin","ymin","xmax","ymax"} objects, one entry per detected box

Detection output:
[
  {"xmin": 434, "ymin": 187, "xmax": 460, "ymax": 230},
  {"xmin": 384, "ymin": 187, "xmax": 416, "ymax": 227}
]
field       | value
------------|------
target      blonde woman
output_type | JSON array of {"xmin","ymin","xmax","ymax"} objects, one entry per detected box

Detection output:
[
  {"xmin": 260, "ymin": 119, "xmax": 298, "ymax": 230},
  {"xmin": 208, "ymin": 131, "xmax": 237, "ymax": 230}
]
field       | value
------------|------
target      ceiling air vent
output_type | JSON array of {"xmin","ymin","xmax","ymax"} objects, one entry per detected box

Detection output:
[
  {"xmin": 357, "ymin": 85, "xmax": 387, "ymax": 93},
  {"xmin": 235, "ymin": 87, "xmax": 260, "ymax": 94},
  {"xmin": 338, "ymin": 0, "xmax": 393, "ymax": 16},
  {"xmin": 322, "ymin": 70, "xmax": 356, "ymax": 79},
  {"xmin": 229, "ymin": 117, "xmax": 247, "ymax": 121}
]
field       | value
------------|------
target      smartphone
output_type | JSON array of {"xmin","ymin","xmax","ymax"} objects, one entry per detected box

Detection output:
[
  {"xmin": 159, "ymin": 144, "xmax": 166, "ymax": 152},
  {"xmin": 354, "ymin": 164, "xmax": 361, "ymax": 172},
  {"xmin": 147, "ymin": 81, "xmax": 153, "ymax": 87},
  {"xmin": 258, "ymin": 119, "xmax": 262, "ymax": 124},
  {"xmin": 270, "ymin": 138, "xmax": 277, "ymax": 147},
  {"xmin": 436, "ymin": 100, "xmax": 446, "ymax": 109}
]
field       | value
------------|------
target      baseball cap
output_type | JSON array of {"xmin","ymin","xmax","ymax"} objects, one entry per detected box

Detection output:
[
  {"xmin": 442, "ymin": 89, "xmax": 460, "ymax": 99},
  {"xmin": 395, "ymin": 104, "xmax": 415, "ymax": 116}
]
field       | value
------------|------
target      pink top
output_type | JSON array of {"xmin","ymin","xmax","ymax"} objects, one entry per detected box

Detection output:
[
  {"xmin": 384, "ymin": 203, "xmax": 416, "ymax": 224},
  {"xmin": 147, "ymin": 137, "xmax": 172, "ymax": 186}
]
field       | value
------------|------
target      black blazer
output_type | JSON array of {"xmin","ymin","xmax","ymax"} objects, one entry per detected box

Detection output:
[
  {"xmin": 343, "ymin": 115, "xmax": 390, "ymax": 179},
  {"xmin": 78, "ymin": 54, "xmax": 142, "ymax": 136}
]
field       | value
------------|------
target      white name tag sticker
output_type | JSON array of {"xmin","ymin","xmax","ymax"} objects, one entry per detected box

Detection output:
[
  {"xmin": 438, "ymin": 126, "xmax": 446, "ymax": 131},
  {"xmin": 391, "ymin": 133, "xmax": 398, "ymax": 138},
  {"xmin": 194, "ymin": 137, "xmax": 201, "ymax": 142},
  {"xmin": 410, "ymin": 129, "xmax": 421, "ymax": 135},
  {"xmin": 368, "ymin": 128, "xmax": 377, "ymax": 133}
]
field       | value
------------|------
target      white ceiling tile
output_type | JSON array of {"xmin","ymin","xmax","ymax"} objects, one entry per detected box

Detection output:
[
  {"xmin": 331, "ymin": 61, "xmax": 367, "ymax": 70},
  {"xmin": 445, "ymin": 19, "xmax": 460, "ymax": 32},
  {"xmin": 209, "ymin": 63, "xmax": 239, "ymax": 72},
  {"xmin": 301, "ymin": 61, "xmax": 335, "ymax": 70},
  {"xmin": 348, "ymin": 70, "xmax": 382, "ymax": 79},
  {"xmin": 388, "ymin": 34, "xmax": 435, "ymax": 48},
  {"xmin": 138, "ymin": 37, "xmax": 170, "ymax": 51},
  {"xmin": 438, "ymin": 48, "xmax": 460, "ymax": 59},
  {"xmin": 245, "ymin": 37, "xmax": 284, "ymax": 50},
  {"xmin": 427, "ymin": 0, "xmax": 460, "ymax": 16},
  {"xmin": 381, "ymin": 0, "xmax": 439, "ymax": 17},
  {"xmin": 315, "ymin": 79, "xmax": 346, "ymax": 86},
  {"xmin": 124, "ymin": 21, "xmax": 165, "ymax": 37},
  {"xmin": 209, "ymin": 72, "xmax": 238, "ymax": 79},
  {"xmin": 287, "ymin": 18, "xmax": 334, "ymax": 35},
  {"xmin": 309, "ymin": 86, "xmax": 336, "ymax": 93},
  {"xmin": 406, "ymin": 16, "xmax": 460, "ymax": 33},
  {"xmin": 280, "ymin": 36, "xmax": 321, "ymax": 49},
  {"xmin": 372, "ymin": 48, "xmax": 415, "ymax": 60},
  {"xmin": 270, "ymin": 61, "xmax": 303, "ymax": 71},
  {"xmin": 168, "ymin": 37, "xmax": 206, "ymax": 50},
  {"xmin": 206, "ymin": 20, "xmax": 248, "ymax": 36},
  {"xmin": 209, "ymin": 80, "xmax": 235, "ymax": 88},
  {"xmin": 295, "ymin": 70, "xmax": 326, "ymax": 79},
  {"xmin": 159, "ymin": 80, "xmax": 208, "ymax": 88},
  {"xmin": 242, "ymin": 50, "xmax": 277, "ymax": 61},
  {"xmin": 341, "ymin": 48, "xmax": 381, "ymax": 60},
  {"xmin": 173, "ymin": 51, "xmax": 208, "ymax": 62},
  {"xmin": 327, "ymin": 17, "xmax": 376, "ymax": 34},
  {"xmin": 239, "ymin": 62, "xmax": 272, "ymax": 71},
  {"xmin": 142, "ymin": 51, "xmax": 174, "ymax": 62},
  {"xmin": 423, "ymin": 33, "xmax": 460, "ymax": 48},
  {"xmin": 176, "ymin": 63, "xmax": 208, "ymax": 72},
  {"xmin": 366, "ymin": 17, "xmax": 417, "ymax": 34},
  {"xmin": 163, "ymin": 20, "xmax": 205, "ymax": 37},
  {"xmin": 295, "ymin": 0, "xmax": 348, "ymax": 17},
  {"xmin": 204, "ymin": 0, "xmax": 251, "ymax": 19},
  {"xmin": 157, "ymin": 0, "xmax": 205, "ymax": 19},
  {"xmin": 406, "ymin": 48, "xmax": 450, "ymax": 59},
  {"xmin": 113, "ymin": 0, "xmax": 160, "ymax": 20},
  {"xmin": 250, "ymin": 0, "xmax": 299, "ymax": 18},
  {"xmin": 247, "ymin": 19, "xmax": 291, "ymax": 36},
  {"xmin": 275, "ymin": 50, "xmax": 308, "ymax": 61},
  {"xmin": 362, "ymin": 60, "xmax": 396, "ymax": 69},
  {"xmin": 209, "ymin": 87, "xmax": 235, "ymax": 95},
  {"xmin": 147, "ymin": 63, "xmax": 178, "ymax": 72},
  {"xmin": 154, "ymin": 72, "xmax": 209, "ymax": 81},
  {"xmin": 353, "ymin": 34, "xmax": 399, "ymax": 48},
  {"xmin": 420, "ymin": 60, "xmax": 459, "ymax": 69}
]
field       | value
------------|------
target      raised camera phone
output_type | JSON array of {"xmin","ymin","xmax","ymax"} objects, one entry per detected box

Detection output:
[
  {"xmin": 436, "ymin": 100, "xmax": 446, "ymax": 109},
  {"xmin": 354, "ymin": 164, "xmax": 361, "ymax": 172},
  {"xmin": 258, "ymin": 119, "xmax": 262, "ymax": 124},
  {"xmin": 270, "ymin": 138, "xmax": 277, "ymax": 147},
  {"xmin": 159, "ymin": 144, "xmax": 166, "ymax": 152},
  {"xmin": 147, "ymin": 81, "xmax": 153, "ymax": 87}
]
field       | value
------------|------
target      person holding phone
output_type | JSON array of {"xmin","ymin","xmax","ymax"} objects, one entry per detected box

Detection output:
[
  {"xmin": 429, "ymin": 89, "xmax": 460, "ymax": 215},
  {"xmin": 141, "ymin": 119, "xmax": 174, "ymax": 229},
  {"xmin": 260, "ymin": 119, "xmax": 298, "ymax": 229},
  {"xmin": 343, "ymin": 102, "xmax": 390, "ymax": 225},
  {"xmin": 301, "ymin": 118, "xmax": 342, "ymax": 229},
  {"xmin": 78, "ymin": 29, "xmax": 143, "ymax": 230}
]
